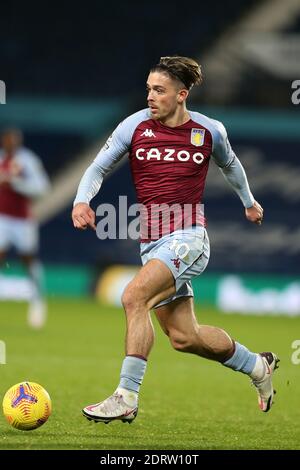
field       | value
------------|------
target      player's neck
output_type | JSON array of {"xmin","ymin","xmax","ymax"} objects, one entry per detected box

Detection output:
[
  {"xmin": 4, "ymin": 146, "xmax": 17, "ymax": 154},
  {"xmin": 159, "ymin": 108, "xmax": 190, "ymax": 128},
  {"xmin": 4, "ymin": 150, "xmax": 14, "ymax": 159}
]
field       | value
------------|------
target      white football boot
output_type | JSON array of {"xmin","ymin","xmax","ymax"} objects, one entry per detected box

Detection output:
[
  {"xmin": 82, "ymin": 388, "xmax": 138, "ymax": 424},
  {"xmin": 252, "ymin": 352, "xmax": 280, "ymax": 412}
]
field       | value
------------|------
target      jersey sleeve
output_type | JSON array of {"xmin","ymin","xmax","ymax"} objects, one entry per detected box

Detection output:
[
  {"xmin": 73, "ymin": 121, "xmax": 130, "ymax": 205},
  {"xmin": 11, "ymin": 151, "xmax": 50, "ymax": 198},
  {"xmin": 73, "ymin": 110, "xmax": 149, "ymax": 205},
  {"xmin": 211, "ymin": 121, "xmax": 255, "ymax": 208}
]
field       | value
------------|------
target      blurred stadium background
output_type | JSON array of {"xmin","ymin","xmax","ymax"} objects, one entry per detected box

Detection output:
[{"xmin": 0, "ymin": 0, "xmax": 300, "ymax": 450}]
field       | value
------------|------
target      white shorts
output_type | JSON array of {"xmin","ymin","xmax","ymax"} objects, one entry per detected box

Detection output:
[
  {"xmin": 0, "ymin": 214, "xmax": 39, "ymax": 255},
  {"xmin": 140, "ymin": 226, "xmax": 210, "ymax": 308}
]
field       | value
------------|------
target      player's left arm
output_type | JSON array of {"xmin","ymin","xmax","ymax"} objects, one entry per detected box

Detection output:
[
  {"xmin": 211, "ymin": 122, "xmax": 263, "ymax": 225},
  {"xmin": 10, "ymin": 152, "xmax": 50, "ymax": 198}
]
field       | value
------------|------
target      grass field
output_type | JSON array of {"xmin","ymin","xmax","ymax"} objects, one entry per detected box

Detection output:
[{"xmin": 0, "ymin": 298, "xmax": 300, "ymax": 450}]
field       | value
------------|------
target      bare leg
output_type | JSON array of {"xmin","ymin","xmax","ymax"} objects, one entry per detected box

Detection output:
[
  {"xmin": 20, "ymin": 254, "xmax": 34, "ymax": 268},
  {"xmin": 154, "ymin": 296, "xmax": 234, "ymax": 362},
  {"xmin": 154, "ymin": 296, "xmax": 279, "ymax": 413},
  {"xmin": 121, "ymin": 259, "xmax": 176, "ymax": 358},
  {"xmin": 81, "ymin": 258, "xmax": 177, "ymax": 422},
  {"xmin": 0, "ymin": 251, "xmax": 7, "ymax": 265}
]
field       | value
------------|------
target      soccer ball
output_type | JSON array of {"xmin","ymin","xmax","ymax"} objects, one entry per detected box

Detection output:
[{"xmin": 2, "ymin": 381, "xmax": 52, "ymax": 431}]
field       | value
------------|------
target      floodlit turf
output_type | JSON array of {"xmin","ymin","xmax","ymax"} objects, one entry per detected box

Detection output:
[{"xmin": 0, "ymin": 298, "xmax": 299, "ymax": 450}]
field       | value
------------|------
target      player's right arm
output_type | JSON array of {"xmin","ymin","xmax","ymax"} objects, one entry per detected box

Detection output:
[
  {"xmin": 11, "ymin": 151, "xmax": 50, "ymax": 197},
  {"xmin": 72, "ymin": 117, "xmax": 132, "ymax": 230},
  {"xmin": 72, "ymin": 109, "xmax": 150, "ymax": 230},
  {"xmin": 72, "ymin": 130, "xmax": 128, "ymax": 230}
]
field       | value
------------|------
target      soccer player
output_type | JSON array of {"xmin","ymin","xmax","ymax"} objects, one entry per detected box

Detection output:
[
  {"xmin": 72, "ymin": 56, "xmax": 279, "ymax": 423},
  {"xmin": 0, "ymin": 128, "xmax": 50, "ymax": 328}
]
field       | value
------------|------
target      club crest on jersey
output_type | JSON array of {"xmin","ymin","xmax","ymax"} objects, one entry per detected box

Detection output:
[{"xmin": 191, "ymin": 128, "xmax": 205, "ymax": 147}]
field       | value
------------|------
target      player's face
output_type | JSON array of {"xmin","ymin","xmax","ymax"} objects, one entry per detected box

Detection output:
[
  {"xmin": 1, "ymin": 131, "xmax": 22, "ymax": 152},
  {"xmin": 147, "ymin": 72, "xmax": 185, "ymax": 121}
]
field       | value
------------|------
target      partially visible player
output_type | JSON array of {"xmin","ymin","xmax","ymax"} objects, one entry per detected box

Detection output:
[
  {"xmin": 72, "ymin": 56, "xmax": 279, "ymax": 424},
  {"xmin": 0, "ymin": 128, "xmax": 50, "ymax": 328}
]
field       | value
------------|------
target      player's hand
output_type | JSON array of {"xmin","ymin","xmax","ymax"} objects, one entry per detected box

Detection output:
[
  {"xmin": 72, "ymin": 203, "xmax": 96, "ymax": 231},
  {"xmin": 245, "ymin": 200, "xmax": 264, "ymax": 225}
]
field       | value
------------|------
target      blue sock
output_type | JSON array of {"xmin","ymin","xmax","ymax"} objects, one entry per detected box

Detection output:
[
  {"xmin": 119, "ymin": 355, "xmax": 147, "ymax": 393},
  {"xmin": 223, "ymin": 342, "xmax": 257, "ymax": 374}
]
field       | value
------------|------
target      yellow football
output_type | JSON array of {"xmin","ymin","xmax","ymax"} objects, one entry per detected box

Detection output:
[{"xmin": 2, "ymin": 381, "xmax": 51, "ymax": 431}]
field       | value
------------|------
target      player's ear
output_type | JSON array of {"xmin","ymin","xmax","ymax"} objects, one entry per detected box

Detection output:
[{"xmin": 177, "ymin": 88, "xmax": 189, "ymax": 104}]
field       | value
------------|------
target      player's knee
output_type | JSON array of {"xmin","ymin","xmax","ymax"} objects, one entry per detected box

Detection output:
[
  {"xmin": 121, "ymin": 284, "xmax": 147, "ymax": 313},
  {"xmin": 121, "ymin": 287, "xmax": 135, "ymax": 312}
]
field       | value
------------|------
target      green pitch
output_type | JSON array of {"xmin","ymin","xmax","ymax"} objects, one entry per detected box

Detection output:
[{"xmin": 0, "ymin": 298, "xmax": 299, "ymax": 450}]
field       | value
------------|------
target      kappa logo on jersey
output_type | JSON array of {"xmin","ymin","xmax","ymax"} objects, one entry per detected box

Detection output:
[
  {"xmin": 141, "ymin": 129, "xmax": 156, "ymax": 138},
  {"xmin": 191, "ymin": 128, "xmax": 205, "ymax": 147}
]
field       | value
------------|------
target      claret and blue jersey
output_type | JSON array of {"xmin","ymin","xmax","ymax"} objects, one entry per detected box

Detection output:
[{"xmin": 74, "ymin": 108, "xmax": 254, "ymax": 240}]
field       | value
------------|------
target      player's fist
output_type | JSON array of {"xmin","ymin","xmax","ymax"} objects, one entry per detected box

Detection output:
[
  {"xmin": 72, "ymin": 203, "xmax": 96, "ymax": 230},
  {"xmin": 245, "ymin": 200, "xmax": 264, "ymax": 225}
]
